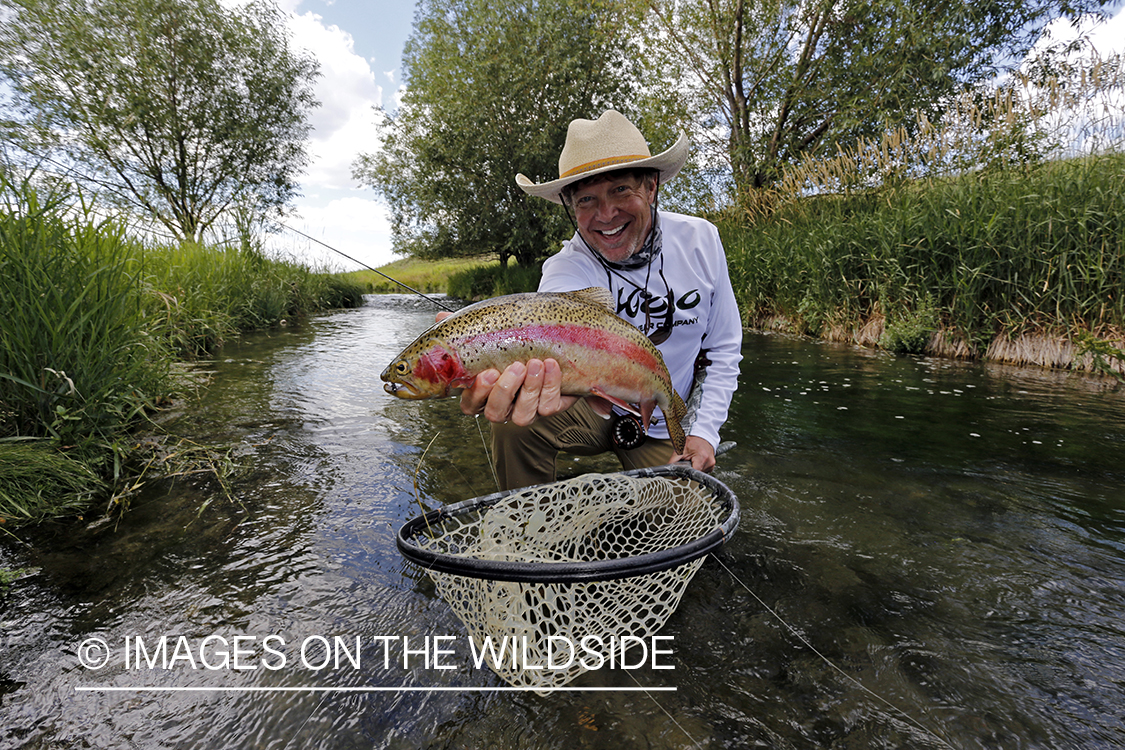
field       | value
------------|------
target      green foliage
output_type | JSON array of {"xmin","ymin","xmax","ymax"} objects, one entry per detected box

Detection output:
[
  {"xmin": 880, "ymin": 297, "xmax": 939, "ymax": 355},
  {"xmin": 349, "ymin": 256, "xmax": 540, "ymax": 299},
  {"xmin": 0, "ymin": 175, "xmax": 362, "ymax": 524},
  {"xmin": 143, "ymin": 243, "xmax": 364, "ymax": 357},
  {"xmin": 319, "ymin": 275, "xmax": 366, "ymax": 310},
  {"xmin": 353, "ymin": 0, "xmax": 643, "ymax": 268},
  {"xmin": 0, "ymin": 443, "xmax": 102, "ymax": 523},
  {"xmin": 1074, "ymin": 332, "xmax": 1125, "ymax": 382},
  {"xmin": 720, "ymin": 152, "xmax": 1125, "ymax": 347},
  {"xmin": 346, "ymin": 257, "xmax": 498, "ymax": 294},
  {"xmin": 447, "ymin": 263, "xmax": 542, "ymax": 300},
  {"xmin": 643, "ymin": 0, "xmax": 1114, "ymax": 199},
  {"xmin": 0, "ymin": 177, "xmax": 169, "ymax": 452},
  {"xmin": 0, "ymin": 0, "xmax": 320, "ymax": 241}
]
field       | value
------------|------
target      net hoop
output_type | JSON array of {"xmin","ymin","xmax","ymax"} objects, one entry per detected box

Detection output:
[{"xmin": 397, "ymin": 464, "xmax": 739, "ymax": 583}]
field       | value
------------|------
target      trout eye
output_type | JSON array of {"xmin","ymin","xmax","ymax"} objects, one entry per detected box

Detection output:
[{"xmin": 394, "ymin": 361, "xmax": 409, "ymax": 375}]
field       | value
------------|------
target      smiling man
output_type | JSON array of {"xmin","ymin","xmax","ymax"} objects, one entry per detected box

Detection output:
[
  {"xmin": 458, "ymin": 109, "xmax": 743, "ymax": 490},
  {"xmin": 567, "ymin": 170, "xmax": 657, "ymax": 263}
]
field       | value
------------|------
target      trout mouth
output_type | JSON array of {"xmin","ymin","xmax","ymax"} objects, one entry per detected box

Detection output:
[{"xmin": 383, "ymin": 381, "xmax": 418, "ymax": 397}]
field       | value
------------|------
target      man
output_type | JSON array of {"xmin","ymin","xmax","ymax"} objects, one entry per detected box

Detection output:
[{"xmin": 457, "ymin": 109, "xmax": 742, "ymax": 490}]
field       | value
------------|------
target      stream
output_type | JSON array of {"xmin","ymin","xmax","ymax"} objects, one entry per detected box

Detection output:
[{"xmin": 2, "ymin": 293, "xmax": 1124, "ymax": 749}]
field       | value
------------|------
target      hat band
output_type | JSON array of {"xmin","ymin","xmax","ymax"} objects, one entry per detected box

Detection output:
[{"xmin": 560, "ymin": 154, "xmax": 650, "ymax": 179}]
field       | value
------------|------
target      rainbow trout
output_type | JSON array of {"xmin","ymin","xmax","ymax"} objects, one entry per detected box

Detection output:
[{"xmin": 381, "ymin": 287, "xmax": 687, "ymax": 452}]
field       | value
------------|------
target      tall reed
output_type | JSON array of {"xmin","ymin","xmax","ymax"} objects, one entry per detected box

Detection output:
[
  {"xmin": 447, "ymin": 262, "xmax": 542, "ymax": 300},
  {"xmin": 722, "ymin": 153, "xmax": 1125, "ymax": 347},
  {"xmin": 143, "ymin": 242, "xmax": 364, "ymax": 356},
  {"xmin": 0, "ymin": 177, "xmax": 167, "ymax": 455},
  {"xmin": 0, "ymin": 174, "xmax": 364, "ymax": 524}
]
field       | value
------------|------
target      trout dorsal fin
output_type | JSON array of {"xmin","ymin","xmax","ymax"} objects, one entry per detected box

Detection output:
[{"xmin": 566, "ymin": 286, "xmax": 615, "ymax": 313}]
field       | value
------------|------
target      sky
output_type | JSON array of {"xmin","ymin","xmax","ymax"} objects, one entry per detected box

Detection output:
[
  {"xmin": 268, "ymin": 1, "xmax": 1125, "ymax": 274},
  {"xmin": 265, "ymin": 0, "xmax": 417, "ymax": 272}
]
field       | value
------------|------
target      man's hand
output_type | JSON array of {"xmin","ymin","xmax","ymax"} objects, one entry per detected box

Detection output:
[
  {"xmin": 458, "ymin": 358, "xmax": 577, "ymax": 425},
  {"xmin": 435, "ymin": 311, "xmax": 577, "ymax": 424},
  {"xmin": 670, "ymin": 435, "xmax": 716, "ymax": 473}
]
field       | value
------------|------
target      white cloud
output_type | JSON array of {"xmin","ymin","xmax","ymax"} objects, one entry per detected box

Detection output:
[
  {"xmin": 1032, "ymin": 7, "xmax": 1125, "ymax": 57},
  {"xmin": 288, "ymin": 12, "xmax": 383, "ymax": 190},
  {"xmin": 271, "ymin": 195, "xmax": 397, "ymax": 271},
  {"xmin": 262, "ymin": 7, "xmax": 395, "ymax": 269},
  {"xmin": 1086, "ymin": 8, "xmax": 1125, "ymax": 56}
]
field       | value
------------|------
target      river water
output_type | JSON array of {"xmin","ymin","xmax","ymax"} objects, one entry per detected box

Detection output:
[{"xmin": 2, "ymin": 294, "xmax": 1124, "ymax": 749}]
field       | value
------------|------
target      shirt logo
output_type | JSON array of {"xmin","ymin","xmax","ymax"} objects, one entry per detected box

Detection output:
[{"xmin": 616, "ymin": 286, "xmax": 702, "ymax": 335}]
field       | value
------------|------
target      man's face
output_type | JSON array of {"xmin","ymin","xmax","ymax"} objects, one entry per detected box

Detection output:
[{"xmin": 568, "ymin": 172, "xmax": 657, "ymax": 264}]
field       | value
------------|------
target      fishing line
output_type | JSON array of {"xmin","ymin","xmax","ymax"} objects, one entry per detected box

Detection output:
[
  {"xmin": 623, "ymin": 670, "xmax": 703, "ymax": 749},
  {"xmin": 280, "ymin": 691, "xmax": 332, "ymax": 750},
  {"xmin": 474, "ymin": 415, "xmax": 501, "ymax": 492},
  {"xmin": 709, "ymin": 554, "xmax": 959, "ymax": 750},
  {"xmin": 278, "ymin": 222, "xmax": 455, "ymax": 312}
]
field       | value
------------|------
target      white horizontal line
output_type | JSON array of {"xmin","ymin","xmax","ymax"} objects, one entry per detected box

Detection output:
[{"xmin": 76, "ymin": 686, "xmax": 675, "ymax": 693}]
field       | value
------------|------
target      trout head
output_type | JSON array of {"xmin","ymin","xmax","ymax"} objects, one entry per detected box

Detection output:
[{"xmin": 381, "ymin": 339, "xmax": 472, "ymax": 399}]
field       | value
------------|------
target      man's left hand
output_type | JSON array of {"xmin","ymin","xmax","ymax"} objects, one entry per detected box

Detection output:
[{"xmin": 670, "ymin": 435, "xmax": 716, "ymax": 473}]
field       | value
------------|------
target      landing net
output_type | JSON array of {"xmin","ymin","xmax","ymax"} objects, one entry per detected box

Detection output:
[{"xmin": 397, "ymin": 464, "xmax": 739, "ymax": 691}]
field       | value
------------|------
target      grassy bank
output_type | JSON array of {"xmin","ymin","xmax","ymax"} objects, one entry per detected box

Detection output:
[
  {"xmin": 355, "ymin": 148, "xmax": 1124, "ymax": 381},
  {"xmin": 146, "ymin": 236, "xmax": 365, "ymax": 357},
  {"xmin": 345, "ymin": 256, "xmax": 498, "ymax": 294},
  {"xmin": 0, "ymin": 177, "xmax": 365, "ymax": 525},
  {"xmin": 345, "ymin": 256, "xmax": 541, "ymax": 301},
  {"xmin": 718, "ymin": 151, "xmax": 1125, "ymax": 376}
]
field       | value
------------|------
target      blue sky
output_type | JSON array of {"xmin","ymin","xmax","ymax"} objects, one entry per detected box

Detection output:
[
  {"xmin": 270, "ymin": 1, "xmax": 1125, "ymax": 273},
  {"xmin": 300, "ymin": 0, "xmax": 416, "ymax": 84}
]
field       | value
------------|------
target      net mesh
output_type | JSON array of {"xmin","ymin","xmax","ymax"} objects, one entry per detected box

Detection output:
[{"xmin": 412, "ymin": 472, "xmax": 725, "ymax": 691}]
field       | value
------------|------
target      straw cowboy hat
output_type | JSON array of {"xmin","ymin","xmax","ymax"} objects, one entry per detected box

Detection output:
[{"xmin": 516, "ymin": 109, "xmax": 689, "ymax": 205}]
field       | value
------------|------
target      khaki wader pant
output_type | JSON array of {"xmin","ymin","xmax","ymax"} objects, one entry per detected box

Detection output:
[{"xmin": 490, "ymin": 398, "xmax": 674, "ymax": 491}]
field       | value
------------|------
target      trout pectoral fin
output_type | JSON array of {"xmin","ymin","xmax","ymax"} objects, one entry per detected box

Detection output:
[
  {"xmin": 589, "ymin": 386, "xmax": 643, "ymax": 420},
  {"xmin": 587, "ymin": 396, "xmax": 614, "ymax": 418},
  {"xmin": 639, "ymin": 398, "xmax": 656, "ymax": 433}
]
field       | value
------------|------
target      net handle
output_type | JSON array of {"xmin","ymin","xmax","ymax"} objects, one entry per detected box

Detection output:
[{"xmin": 396, "ymin": 464, "xmax": 740, "ymax": 583}]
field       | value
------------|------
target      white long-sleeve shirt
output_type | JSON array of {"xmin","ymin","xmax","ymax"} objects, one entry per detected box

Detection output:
[{"xmin": 538, "ymin": 211, "xmax": 743, "ymax": 449}]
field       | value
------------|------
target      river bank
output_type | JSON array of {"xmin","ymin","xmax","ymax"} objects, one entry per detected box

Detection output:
[
  {"xmin": 752, "ymin": 312, "xmax": 1125, "ymax": 378},
  {"xmin": 348, "ymin": 150, "xmax": 1125, "ymax": 378},
  {"xmin": 717, "ymin": 152, "xmax": 1125, "ymax": 378},
  {"xmin": 0, "ymin": 177, "xmax": 366, "ymax": 525}
]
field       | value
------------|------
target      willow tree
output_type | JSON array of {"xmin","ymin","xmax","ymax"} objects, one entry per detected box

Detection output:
[
  {"xmin": 643, "ymin": 0, "xmax": 1115, "ymax": 199},
  {"xmin": 353, "ymin": 0, "xmax": 643, "ymax": 268},
  {"xmin": 0, "ymin": 0, "xmax": 319, "ymax": 242}
]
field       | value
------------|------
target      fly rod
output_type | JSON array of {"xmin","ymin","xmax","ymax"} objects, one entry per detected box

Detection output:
[{"xmin": 279, "ymin": 222, "xmax": 455, "ymax": 312}]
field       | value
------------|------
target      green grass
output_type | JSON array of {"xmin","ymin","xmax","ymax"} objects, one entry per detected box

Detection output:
[
  {"xmin": 345, "ymin": 256, "xmax": 542, "ymax": 301},
  {"xmin": 344, "ymin": 256, "xmax": 499, "ymax": 295},
  {"xmin": 0, "ymin": 180, "xmax": 168, "ymax": 455},
  {"xmin": 0, "ymin": 174, "xmax": 365, "ymax": 525},
  {"xmin": 446, "ymin": 263, "xmax": 542, "ymax": 299},
  {"xmin": 718, "ymin": 151, "xmax": 1125, "ymax": 356},
  {"xmin": 0, "ymin": 443, "xmax": 101, "ymax": 524},
  {"xmin": 145, "ymin": 242, "xmax": 365, "ymax": 356}
]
